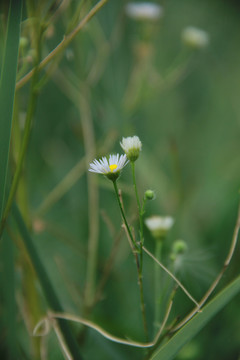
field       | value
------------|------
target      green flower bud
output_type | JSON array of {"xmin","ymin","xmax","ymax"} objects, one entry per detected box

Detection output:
[
  {"xmin": 144, "ymin": 189, "xmax": 155, "ymax": 200},
  {"xmin": 172, "ymin": 240, "xmax": 188, "ymax": 254}
]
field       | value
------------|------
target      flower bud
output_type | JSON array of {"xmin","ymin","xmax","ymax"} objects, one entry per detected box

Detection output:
[
  {"xmin": 170, "ymin": 240, "xmax": 188, "ymax": 262},
  {"xmin": 120, "ymin": 135, "xmax": 142, "ymax": 162},
  {"xmin": 144, "ymin": 189, "xmax": 155, "ymax": 200},
  {"xmin": 172, "ymin": 239, "xmax": 188, "ymax": 254}
]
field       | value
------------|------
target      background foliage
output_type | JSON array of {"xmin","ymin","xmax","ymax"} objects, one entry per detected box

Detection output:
[{"xmin": 0, "ymin": 0, "xmax": 239, "ymax": 359}]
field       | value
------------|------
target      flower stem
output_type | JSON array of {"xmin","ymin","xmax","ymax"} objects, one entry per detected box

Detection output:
[
  {"xmin": 131, "ymin": 161, "xmax": 145, "ymax": 268},
  {"xmin": 130, "ymin": 163, "xmax": 149, "ymax": 339},
  {"xmin": 113, "ymin": 180, "xmax": 148, "ymax": 340},
  {"xmin": 155, "ymin": 238, "xmax": 163, "ymax": 331},
  {"xmin": 138, "ymin": 267, "xmax": 149, "ymax": 340},
  {"xmin": 112, "ymin": 180, "xmax": 138, "ymax": 250},
  {"xmin": 131, "ymin": 162, "xmax": 141, "ymax": 212}
]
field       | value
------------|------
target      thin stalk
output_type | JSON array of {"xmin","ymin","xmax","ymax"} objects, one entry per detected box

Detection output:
[
  {"xmin": 79, "ymin": 93, "xmax": 99, "ymax": 310},
  {"xmin": 113, "ymin": 180, "xmax": 148, "ymax": 340},
  {"xmin": 143, "ymin": 246, "xmax": 199, "ymax": 307},
  {"xmin": 35, "ymin": 158, "xmax": 86, "ymax": 216},
  {"xmin": 131, "ymin": 162, "xmax": 143, "ymax": 236},
  {"xmin": 48, "ymin": 301, "xmax": 172, "ymax": 348},
  {"xmin": 138, "ymin": 266, "xmax": 149, "ymax": 341},
  {"xmin": 16, "ymin": 0, "xmax": 110, "ymax": 90},
  {"xmin": 172, "ymin": 201, "xmax": 240, "ymax": 332},
  {"xmin": 92, "ymin": 228, "xmax": 123, "ymax": 307},
  {"xmin": 131, "ymin": 162, "xmax": 141, "ymax": 214},
  {"xmin": 131, "ymin": 161, "xmax": 144, "ymax": 270},
  {"xmin": 154, "ymin": 239, "xmax": 163, "ymax": 331},
  {"xmin": 131, "ymin": 162, "xmax": 149, "ymax": 339},
  {"xmin": 112, "ymin": 180, "xmax": 138, "ymax": 250}
]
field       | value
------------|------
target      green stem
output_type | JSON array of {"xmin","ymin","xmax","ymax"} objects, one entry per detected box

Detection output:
[
  {"xmin": 155, "ymin": 239, "xmax": 163, "ymax": 331},
  {"xmin": 131, "ymin": 162, "xmax": 141, "ymax": 213},
  {"xmin": 131, "ymin": 162, "xmax": 149, "ymax": 337},
  {"xmin": 12, "ymin": 203, "xmax": 83, "ymax": 359},
  {"xmin": 79, "ymin": 93, "xmax": 99, "ymax": 310},
  {"xmin": 113, "ymin": 180, "xmax": 148, "ymax": 339},
  {"xmin": 138, "ymin": 266, "xmax": 149, "ymax": 340},
  {"xmin": 16, "ymin": 0, "xmax": 110, "ymax": 90},
  {"xmin": 131, "ymin": 161, "xmax": 145, "ymax": 269},
  {"xmin": 112, "ymin": 180, "xmax": 138, "ymax": 250}
]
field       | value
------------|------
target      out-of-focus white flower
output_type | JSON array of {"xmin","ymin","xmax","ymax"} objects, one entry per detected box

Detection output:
[
  {"xmin": 181, "ymin": 26, "xmax": 209, "ymax": 49},
  {"xmin": 125, "ymin": 2, "xmax": 163, "ymax": 21},
  {"xmin": 89, "ymin": 154, "xmax": 128, "ymax": 181},
  {"xmin": 145, "ymin": 216, "xmax": 174, "ymax": 238},
  {"xmin": 120, "ymin": 135, "xmax": 142, "ymax": 162}
]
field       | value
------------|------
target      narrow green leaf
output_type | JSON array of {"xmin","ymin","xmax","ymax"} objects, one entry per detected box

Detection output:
[
  {"xmin": 1, "ymin": 228, "xmax": 19, "ymax": 359},
  {"xmin": 0, "ymin": 0, "xmax": 22, "ymax": 221},
  {"xmin": 12, "ymin": 203, "xmax": 83, "ymax": 360},
  {"xmin": 151, "ymin": 275, "xmax": 240, "ymax": 360}
]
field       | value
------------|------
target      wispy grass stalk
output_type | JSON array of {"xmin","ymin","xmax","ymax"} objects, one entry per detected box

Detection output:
[
  {"xmin": 78, "ymin": 93, "xmax": 99, "ymax": 310},
  {"xmin": 16, "ymin": 0, "xmax": 110, "ymax": 90}
]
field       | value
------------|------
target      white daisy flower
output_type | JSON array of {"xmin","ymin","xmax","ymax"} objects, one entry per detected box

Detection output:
[
  {"xmin": 145, "ymin": 215, "xmax": 174, "ymax": 239},
  {"xmin": 120, "ymin": 135, "xmax": 142, "ymax": 162},
  {"xmin": 125, "ymin": 2, "xmax": 163, "ymax": 21},
  {"xmin": 181, "ymin": 26, "xmax": 209, "ymax": 49},
  {"xmin": 89, "ymin": 154, "xmax": 129, "ymax": 181}
]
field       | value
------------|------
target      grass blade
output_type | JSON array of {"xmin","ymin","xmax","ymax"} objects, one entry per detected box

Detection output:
[
  {"xmin": 0, "ymin": 0, "xmax": 22, "ymax": 221},
  {"xmin": 12, "ymin": 203, "xmax": 83, "ymax": 360},
  {"xmin": 1, "ymin": 228, "xmax": 19, "ymax": 359},
  {"xmin": 151, "ymin": 275, "xmax": 240, "ymax": 360}
]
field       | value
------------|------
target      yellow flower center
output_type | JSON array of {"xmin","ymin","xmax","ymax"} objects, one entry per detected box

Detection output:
[{"xmin": 109, "ymin": 164, "xmax": 118, "ymax": 172}]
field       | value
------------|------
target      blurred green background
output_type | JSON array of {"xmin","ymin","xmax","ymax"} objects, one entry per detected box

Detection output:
[{"xmin": 0, "ymin": 0, "xmax": 240, "ymax": 359}]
